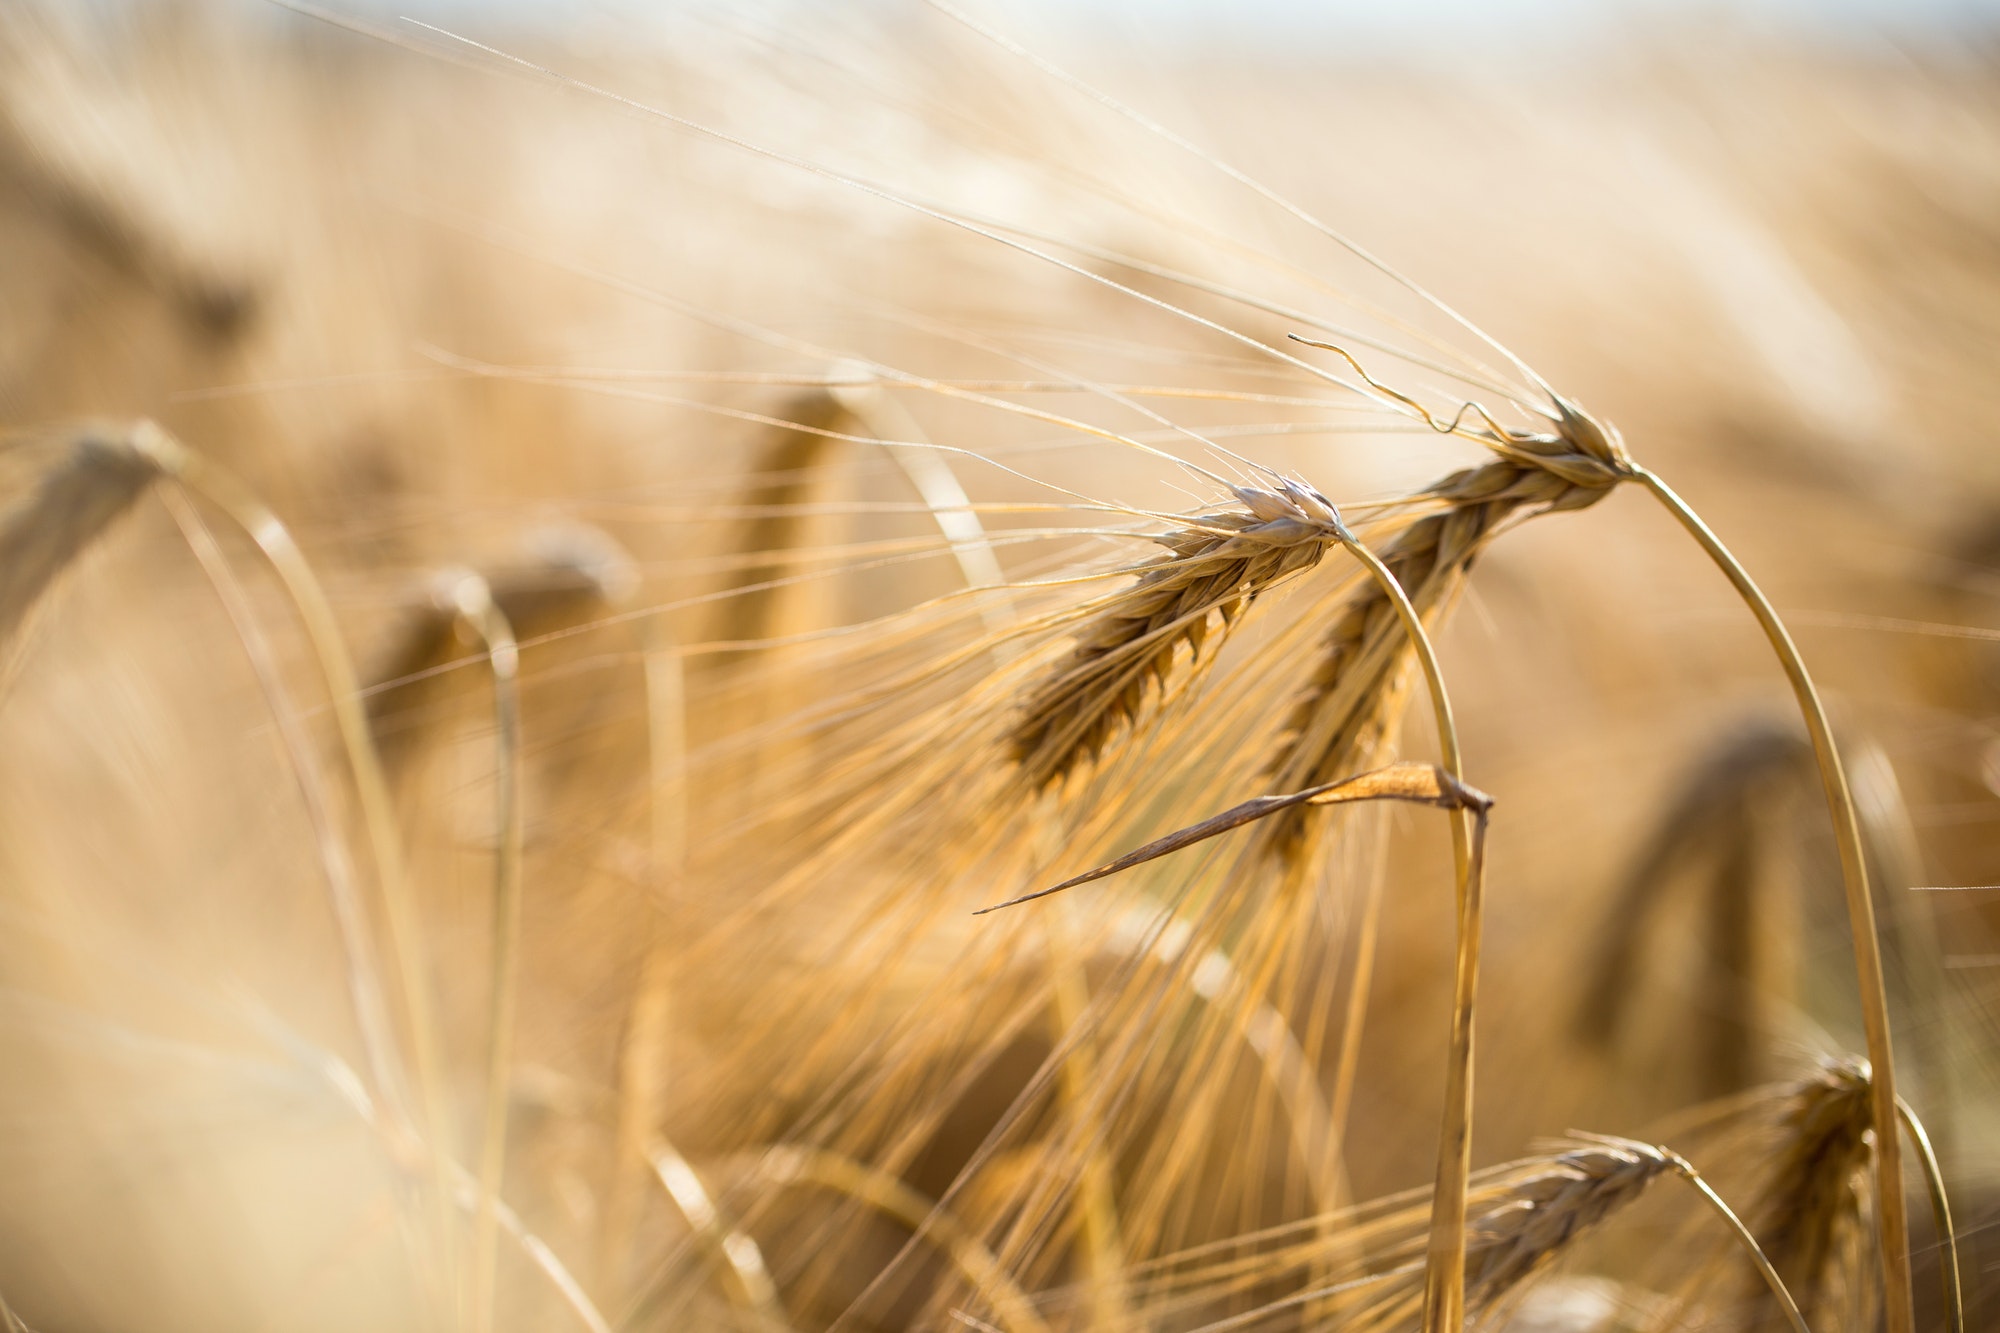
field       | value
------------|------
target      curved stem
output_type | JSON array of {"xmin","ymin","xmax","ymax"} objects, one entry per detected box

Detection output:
[
  {"xmin": 601, "ymin": 626, "xmax": 688, "ymax": 1303},
  {"xmin": 444, "ymin": 574, "xmax": 524, "ymax": 1333},
  {"xmin": 162, "ymin": 488, "xmax": 407, "ymax": 1134},
  {"xmin": 1334, "ymin": 533, "xmax": 1476, "ymax": 1333},
  {"xmin": 1660, "ymin": 1149, "xmax": 1811, "ymax": 1333},
  {"xmin": 1632, "ymin": 467, "xmax": 1909, "ymax": 1333},
  {"xmin": 755, "ymin": 1146, "xmax": 1050, "ymax": 1333},
  {"xmin": 162, "ymin": 433, "xmax": 460, "ymax": 1317},
  {"xmin": 1897, "ymin": 1097, "xmax": 1962, "ymax": 1333}
]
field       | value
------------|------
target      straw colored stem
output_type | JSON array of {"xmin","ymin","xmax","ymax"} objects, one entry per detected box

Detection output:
[
  {"xmin": 1896, "ymin": 1098, "xmax": 1962, "ymax": 1333},
  {"xmin": 164, "ymin": 435, "xmax": 460, "ymax": 1312},
  {"xmin": 162, "ymin": 489, "xmax": 406, "ymax": 1116},
  {"xmin": 601, "ymin": 629, "xmax": 688, "ymax": 1302},
  {"xmin": 1661, "ymin": 1149, "xmax": 1812, "ymax": 1333},
  {"xmin": 445, "ymin": 575, "xmax": 524, "ymax": 1333},
  {"xmin": 1633, "ymin": 466, "xmax": 1909, "ymax": 1333},
  {"xmin": 1333, "ymin": 532, "xmax": 1478, "ymax": 1333}
]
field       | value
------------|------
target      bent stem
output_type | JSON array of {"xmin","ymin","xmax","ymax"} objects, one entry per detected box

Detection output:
[
  {"xmin": 754, "ymin": 1146, "xmax": 1051, "ymax": 1333},
  {"xmin": 1659, "ymin": 1147, "xmax": 1811, "ymax": 1333},
  {"xmin": 162, "ymin": 487, "xmax": 416, "ymax": 1176},
  {"xmin": 1633, "ymin": 467, "xmax": 1910, "ymax": 1333},
  {"xmin": 1333, "ymin": 531, "xmax": 1478, "ymax": 1333},
  {"xmin": 159, "ymin": 429, "xmax": 460, "ymax": 1313},
  {"xmin": 1897, "ymin": 1097, "xmax": 1962, "ymax": 1333},
  {"xmin": 601, "ymin": 626, "xmax": 688, "ymax": 1302},
  {"xmin": 444, "ymin": 574, "xmax": 525, "ymax": 1333}
]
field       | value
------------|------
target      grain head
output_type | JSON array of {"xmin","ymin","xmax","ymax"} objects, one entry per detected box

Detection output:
[{"xmin": 1011, "ymin": 477, "xmax": 1341, "ymax": 789}]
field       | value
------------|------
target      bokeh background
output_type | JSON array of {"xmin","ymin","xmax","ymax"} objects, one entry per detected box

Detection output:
[{"xmin": 1, "ymin": 1, "xmax": 1996, "ymax": 1329}]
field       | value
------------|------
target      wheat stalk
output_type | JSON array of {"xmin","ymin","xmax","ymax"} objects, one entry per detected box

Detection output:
[
  {"xmin": 1633, "ymin": 469, "xmax": 1913, "ymax": 1333},
  {"xmin": 159, "ymin": 482, "xmax": 434, "ymax": 1303},
  {"xmin": 600, "ymin": 623, "xmax": 688, "ymax": 1304},
  {"xmin": 157, "ymin": 434, "xmax": 465, "ymax": 1296},
  {"xmin": 433, "ymin": 572, "xmax": 525, "ymax": 1333},
  {"xmin": 1896, "ymin": 1097, "xmax": 1963, "ymax": 1333}
]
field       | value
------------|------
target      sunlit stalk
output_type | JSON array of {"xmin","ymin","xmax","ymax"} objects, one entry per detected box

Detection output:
[
  {"xmin": 443, "ymin": 573, "xmax": 523, "ymax": 1333},
  {"xmin": 1633, "ymin": 466, "xmax": 1909, "ymax": 1333},
  {"xmin": 1332, "ymin": 528, "xmax": 1477, "ymax": 1333}
]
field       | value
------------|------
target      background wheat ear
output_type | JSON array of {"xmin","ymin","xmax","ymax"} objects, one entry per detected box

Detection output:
[
  {"xmin": 1010, "ymin": 478, "xmax": 1340, "ymax": 789},
  {"xmin": 1574, "ymin": 721, "xmax": 1811, "ymax": 1099},
  {"xmin": 704, "ymin": 389, "xmax": 851, "ymax": 650},
  {"xmin": 363, "ymin": 523, "xmax": 636, "ymax": 772},
  {"xmin": 1740, "ymin": 1059, "xmax": 1875, "ymax": 1333},
  {"xmin": 0, "ymin": 421, "xmax": 176, "ymax": 653}
]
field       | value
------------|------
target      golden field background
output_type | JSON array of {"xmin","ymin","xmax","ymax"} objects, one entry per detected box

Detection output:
[{"xmin": 0, "ymin": 3, "xmax": 1996, "ymax": 1329}]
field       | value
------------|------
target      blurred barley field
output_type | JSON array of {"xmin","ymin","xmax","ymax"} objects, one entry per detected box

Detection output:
[{"xmin": 0, "ymin": 3, "xmax": 1997, "ymax": 1331}]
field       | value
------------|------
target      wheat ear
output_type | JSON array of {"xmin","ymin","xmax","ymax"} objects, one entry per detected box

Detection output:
[
  {"xmin": 0, "ymin": 425, "xmax": 169, "ymax": 653},
  {"xmin": 1740, "ymin": 1059, "xmax": 1872, "ymax": 1333},
  {"xmin": 1269, "ymin": 454, "xmax": 1617, "ymax": 859},
  {"xmin": 1634, "ymin": 467, "xmax": 1912, "ymax": 1333},
  {"xmin": 1458, "ymin": 1139, "xmax": 1673, "ymax": 1316},
  {"xmin": 1011, "ymin": 478, "xmax": 1341, "ymax": 788},
  {"xmin": 365, "ymin": 526, "xmax": 633, "ymax": 771},
  {"xmin": 1464, "ymin": 1138, "xmax": 1805, "ymax": 1333}
]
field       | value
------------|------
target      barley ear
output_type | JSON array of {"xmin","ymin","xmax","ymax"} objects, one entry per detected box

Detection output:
[
  {"xmin": 0, "ymin": 422, "xmax": 175, "ymax": 652},
  {"xmin": 1461, "ymin": 1138, "xmax": 1672, "ymax": 1316},
  {"xmin": 1010, "ymin": 479, "xmax": 1339, "ymax": 788}
]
